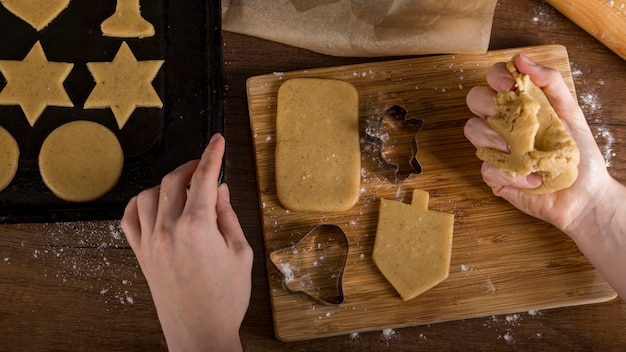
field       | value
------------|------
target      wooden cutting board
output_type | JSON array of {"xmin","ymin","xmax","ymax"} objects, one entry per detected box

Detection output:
[
  {"xmin": 547, "ymin": 0, "xmax": 626, "ymax": 60},
  {"xmin": 246, "ymin": 45, "xmax": 617, "ymax": 342}
]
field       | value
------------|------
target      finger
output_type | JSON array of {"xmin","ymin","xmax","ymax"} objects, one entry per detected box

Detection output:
[
  {"xmin": 216, "ymin": 183, "xmax": 249, "ymax": 251},
  {"xmin": 464, "ymin": 117, "xmax": 510, "ymax": 152},
  {"xmin": 481, "ymin": 162, "xmax": 542, "ymax": 190},
  {"xmin": 121, "ymin": 196, "xmax": 141, "ymax": 252},
  {"xmin": 184, "ymin": 134, "xmax": 225, "ymax": 218},
  {"xmin": 466, "ymin": 86, "xmax": 497, "ymax": 118},
  {"xmin": 136, "ymin": 185, "xmax": 160, "ymax": 238},
  {"xmin": 512, "ymin": 53, "xmax": 603, "ymax": 167},
  {"xmin": 512, "ymin": 54, "xmax": 583, "ymax": 125},
  {"xmin": 156, "ymin": 159, "xmax": 200, "ymax": 227},
  {"xmin": 486, "ymin": 62, "xmax": 516, "ymax": 92}
]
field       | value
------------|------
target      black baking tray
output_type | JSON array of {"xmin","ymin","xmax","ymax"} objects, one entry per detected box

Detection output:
[{"xmin": 0, "ymin": 0, "xmax": 223, "ymax": 223}]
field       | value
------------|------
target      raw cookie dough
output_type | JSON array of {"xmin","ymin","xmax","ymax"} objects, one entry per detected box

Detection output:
[
  {"xmin": 372, "ymin": 189, "xmax": 454, "ymax": 301},
  {"xmin": 476, "ymin": 59, "xmax": 580, "ymax": 194},
  {"xmin": 101, "ymin": 0, "xmax": 155, "ymax": 38},
  {"xmin": 0, "ymin": 41, "xmax": 74, "ymax": 126},
  {"xmin": 84, "ymin": 41, "xmax": 163, "ymax": 129},
  {"xmin": 1, "ymin": 0, "xmax": 70, "ymax": 31},
  {"xmin": 0, "ymin": 126, "xmax": 19, "ymax": 192},
  {"xmin": 275, "ymin": 78, "xmax": 360, "ymax": 213},
  {"xmin": 39, "ymin": 121, "xmax": 124, "ymax": 202}
]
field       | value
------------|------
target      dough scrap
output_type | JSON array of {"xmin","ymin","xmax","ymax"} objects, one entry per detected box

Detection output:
[
  {"xmin": 84, "ymin": 42, "xmax": 163, "ymax": 129},
  {"xmin": 476, "ymin": 59, "xmax": 580, "ymax": 194},
  {"xmin": 0, "ymin": 0, "xmax": 70, "ymax": 31},
  {"xmin": 101, "ymin": 0, "xmax": 155, "ymax": 38},
  {"xmin": 372, "ymin": 189, "xmax": 454, "ymax": 301},
  {"xmin": 275, "ymin": 78, "xmax": 360, "ymax": 213},
  {"xmin": 39, "ymin": 121, "xmax": 124, "ymax": 202},
  {"xmin": 0, "ymin": 126, "xmax": 19, "ymax": 192},
  {"xmin": 0, "ymin": 41, "xmax": 74, "ymax": 126}
]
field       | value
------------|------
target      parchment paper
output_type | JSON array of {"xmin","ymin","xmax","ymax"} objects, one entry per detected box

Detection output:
[{"xmin": 222, "ymin": 0, "xmax": 499, "ymax": 57}]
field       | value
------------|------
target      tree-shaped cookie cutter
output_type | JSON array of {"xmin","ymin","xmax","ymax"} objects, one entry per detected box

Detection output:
[{"xmin": 365, "ymin": 104, "xmax": 423, "ymax": 183}]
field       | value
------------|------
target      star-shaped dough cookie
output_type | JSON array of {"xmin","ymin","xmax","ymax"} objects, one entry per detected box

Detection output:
[
  {"xmin": 0, "ymin": 41, "xmax": 74, "ymax": 126},
  {"xmin": 84, "ymin": 41, "xmax": 164, "ymax": 129}
]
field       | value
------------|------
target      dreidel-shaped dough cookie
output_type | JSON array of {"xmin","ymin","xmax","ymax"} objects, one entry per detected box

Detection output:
[
  {"xmin": 373, "ymin": 189, "xmax": 454, "ymax": 301},
  {"xmin": 101, "ymin": 0, "xmax": 155, "ymax": 38}
]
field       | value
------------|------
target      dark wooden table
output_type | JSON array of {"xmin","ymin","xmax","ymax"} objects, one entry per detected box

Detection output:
[{"xmin": 2, "ymin": 1, "xmax": 626, "ymax": 350}]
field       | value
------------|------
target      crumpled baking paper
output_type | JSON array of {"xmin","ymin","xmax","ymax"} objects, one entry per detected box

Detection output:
[{"xmin": 222, "ymin": 0, "xmax": 499, "ymax": 57}]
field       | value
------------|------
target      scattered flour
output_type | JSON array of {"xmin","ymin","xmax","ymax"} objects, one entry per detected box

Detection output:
[
  {"xmin": 381, "ymin": 328, "xmax": 398, "ymax": 341},
  {"xmin": 501, "ymin": 331, "xmax": 515, "ymax": 344},
  {"xmin": 18, "ymin": 221, "xmax": 140, "ymax": 309},
  {"xmin": 348, "ymin": 332, "xmax": 360, "ymax": 341},
  {"xmin": 279, "ymin": 262, "xmax": 294, "ymax": 282},
  {"xmin": 531, "ymin": 1, "xmax": 559, "ymax": 27},
  {"xmin": 570, "ymin": 62, "xmax": 616, "ymax": 168},
  {"xmin": 485, "ymin": 277, "xmax": 496, "ymax": 293},
  {"xmin": 505, "ymin": 313, "xmax": 521, "ymax": 325},
  {"xmin": 579, "ymin": 92, "xmax": 603, "ymax": 112}
]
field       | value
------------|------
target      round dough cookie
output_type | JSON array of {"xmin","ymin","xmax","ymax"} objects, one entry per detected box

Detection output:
[
  {"xmin": 39, "ymin": 121, "xmax": 124, "ymax": 202},
  {"xmin": 0, "ymin": 126, "xmax": 19, "ymax": 192}
]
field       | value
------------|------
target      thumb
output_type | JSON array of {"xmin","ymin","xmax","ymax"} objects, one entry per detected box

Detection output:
[{"xmin": 513, "ymin": 54, "xmax": 583, "ymax": 126}]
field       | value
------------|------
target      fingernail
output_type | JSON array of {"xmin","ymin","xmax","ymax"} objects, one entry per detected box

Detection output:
[
  {"xmin": 498, "ymin": 76, "xmax": 515, "ymax": 91},
  {"xmin": 526, "ymin": 173, "xmax": 542, "ymax": 188},
  {"xmin": 519, "ymin": 54, "xmax": 537, "ymax": 66},
  {"xmin": 219, "ymin": 183, "xmax": 231, "ymax": 203},
  {"xmin": 209, "ymin": 133, "xmax": 222, "ymax": 144}
]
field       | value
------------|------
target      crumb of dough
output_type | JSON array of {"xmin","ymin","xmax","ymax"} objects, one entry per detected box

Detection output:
[
  {"xmin": 372, "ymin": 189, "xmax": 454, "ymax": 301},
  {"xmin": 275, "ymin": 78, "xmax": 360, "ymax": 213},
  {"xmin": 101, "ymin": 0, "xmax": 155, "ymax": 38},
  {"xmin": 39, "ymin": 121, "xmax": 124, "ymax": 203},
  {"xmin": 0, "ymin": 0, "xmax": 70, "ymax": 31},
  {"xmin": 84, "ymin": 41, "xmax": 163, "ymax": 129},
  {"xmin": 0, "ymin": 41, "xmax": 74, "ymax": 126},
  {"xmin": 476, "ymin": 58, "xmax": 580, "ymax": 194},
  {"xmin": 0, "ymin": 126, "xmax": 19, "ymax": 192}
]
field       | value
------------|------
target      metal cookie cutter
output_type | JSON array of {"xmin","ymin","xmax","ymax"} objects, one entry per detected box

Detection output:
[
  {"xmin": 365, "ymin": 104, "xmax": 423, "ymax": 183},
  {"xmin": 269, "ymin": 224, "xmax": 349, "ymax": 306}
]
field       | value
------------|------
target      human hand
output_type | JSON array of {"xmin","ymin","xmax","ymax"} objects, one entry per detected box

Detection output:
[
  {"xmin": 464, "ymin": 54, "xmax": 614, "ymax": 233},
  {"xmin": 121, "ymin": 134, "xmax": 253, "ymax": 352}
]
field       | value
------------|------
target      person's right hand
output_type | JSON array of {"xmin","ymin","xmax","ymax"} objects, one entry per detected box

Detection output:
[
  {"xmin": 121, "ymin": 134, "xmax": 253, "ymax": 352},
  {"xmin": 463, "ymin": 54, "xmax": 616, "ymax": 234}
]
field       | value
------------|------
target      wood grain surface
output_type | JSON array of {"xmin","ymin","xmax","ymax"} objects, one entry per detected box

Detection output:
[
  {"xmin": 2, "ymin": 0, "xmax": 626, "ymax": 351},
  {"xmin": 247, "ymin": 45, "xmax": 616, "ymax": 342}
]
